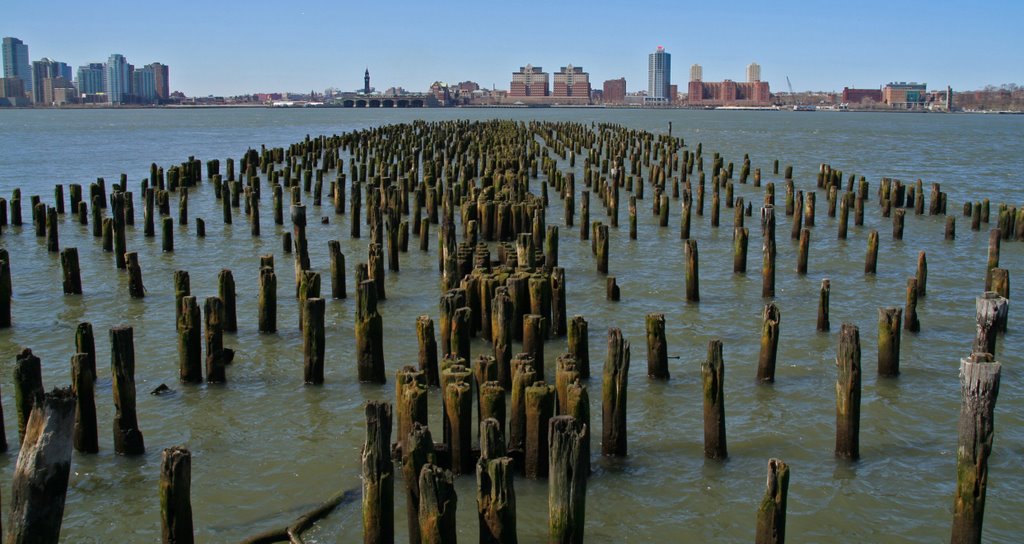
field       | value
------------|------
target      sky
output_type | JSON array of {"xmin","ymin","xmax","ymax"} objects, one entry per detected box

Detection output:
[{"xmin": 4, "ymin": 0, "xmax": 1022, "ymax": 97}]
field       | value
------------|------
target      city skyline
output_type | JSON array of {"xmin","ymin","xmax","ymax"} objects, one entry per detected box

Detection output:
[{"xmin": 3, "ymin": 0, "xmax": 1023, "ymax": 97}]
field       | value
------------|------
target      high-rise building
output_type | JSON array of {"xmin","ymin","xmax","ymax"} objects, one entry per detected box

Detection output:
[
  {"xmin": 552, "ymin": 65, "xmax": 591, "ymax": 101},
  {"xmin": 647, "ymin": 46, "xmax": 671, "ymax": 104},
  {"xmin": 2, "ymin": 37, "xmax": 31, "ymax": 93},
  {"xmin": 509, "ymin": 65, "xmax": 549, "ymax": 97},
  {"xmin": 148, "ymin": 62, "xmax": 169, "ymax": 100},
  {"xmin": 77, "ymin": 63, "xmax": 106, "ymax": 95},
  {"xmin": 133, "ymin": 65, "xmax": 157, "ymax": 103},
  {"xmin": 747, "ymin": 62, "xmax": 761, "ymax": 83},
  {"xmin": 603, "ymin": 78, "xmax": 626, "ymax": 104},
  {"xmin": 690, "ymin": 64, "xmax": 703, "ymax": 82},
  {"xmin": 43, "ymin": 77, "xmax": 76, "ymax": 106},
  {"xmin": 31, "ymin": 58, "xmax": 68, "ymax": 103},
  {"xmin": 106, "ymin": 53, "xmax": 130, "ymax": 104}
]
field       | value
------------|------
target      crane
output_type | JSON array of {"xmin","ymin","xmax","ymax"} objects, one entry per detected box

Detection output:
[{"xmin": 786, "ymin": 76, "xmax": 794, "ymax": 95}]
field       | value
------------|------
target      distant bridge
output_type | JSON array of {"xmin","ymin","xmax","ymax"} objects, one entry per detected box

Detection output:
[{"xmin": 334, "ymin": 93, "xmax": 431, "ymax": 108}]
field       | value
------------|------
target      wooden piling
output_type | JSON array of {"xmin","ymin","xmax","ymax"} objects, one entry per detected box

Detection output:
[
  {"xmin": 877, "ymin": 307, "xmax": 902, "ymax": 377},
  {"xmin": 508, "ymin": 358, "xmax": 537, "ymax": 455},
  {"xmin": 754, "ymin": 458, "xmax": 790, "ymax": 544},
  {"xmin": 477, "ymin": 421, "xmax": 516, "ymax": 544},
  {"xmin": 646, "ymin": 313, "xmax": 669, "ymax": 379},
  {"xmin": 865, "ymin": 230, "xmax": 878, "ymax": 274},
  {"xmin": 416, "ymin": 316, "xmax": 440, "ymax": 388},
  {"xmin": 985, "ymin": 229, "xmax": 1000, "ymax": 291},
  {"xmin": 904, "ymin": 278, "xmax": 920, "ymax": 333},
  {"xmin": 525, "ymin": 383, "xmax": 556, "ymax": 479},
  {"xmin": 111, "ymin": 326, "xmax": 145, "ymax": 455},
  {"xmin": 14, "ymin": 348, "xmax": 44, "ymax": 445},
  {"xmin": 523, "ymin": 315, "xmax": 546, "ymax": 382},
  {"xmin": 916, "ymin": 251, "xmax": 927, "ymax": 298},
  {"xmin": 762, "ymin": 206, "xmax": 776, "ymax": 298},
  {"xmin": 7, "ymin": 387, "xmax": 76, "ymax": 544},
  {"xmin": 160, "ymin": 446, "xmax": 195, "ymax": 544},
  {"xmin": 403, "ymin": 423, "xmax": 435, "ymax": 544},
  {"xmin": 303, "ymin": 297, "xmax": 326, "ymax": 385},
  {"xmin": 328, "ymin": 240, "xmax": 346, "ymax": 299},
  {"xmin": 418, "ymin": 464, "xmax": 457, "ymax": 544},
  {"xmin": 974, "ymin": 292, "xmax": 1008, "ymax": 357},
  {"xmin": 989, "ymin": 268, "xmax": 1009, "ymax": 302},
  {"xmin": 219, "ymin": 269, "xmax": 238, "ymax": 333},
  {"xmin": 356, "ymin": 279, "xmax": 386, "ymax": 383},
  {"xmin": 602, "ymin": 328, "xmax": 629, "ymax": 456},
  {"xmin": 362, "ymin": 401, "xmax": 394, "ymax": 544},
  {"xmin": 60, "ymin": 248, "xmax": 82, "ymax": 295},
  {"xmin": 204, "ymin": 297, "xmax": 228, "ymax": 383},
  {"xmin": 797, "ymin": 228, "xmax": 810, "ymax": 275},
  {"xmin": 817, "ymin": 279, "xmax": 831, "ymax": 332},
  {"xmin": 702, "ymin": 339, "xmax": 727, "ymax": 460},
  {"xmin": 258, "ymin": 266, "xmax": 277, "ymax": 333},
  {"xmin": 950, "ymin": 353, "xmax": 1001, "ymax": 544},
  {"xmin": 548, "ymin": 415, "xmax": 587, "ymax": 544},
  {"xmin": 685, "ymin": 239, "xmax": 699, "ymax": 302},
  {"xmin": 126, "ymin": 252, "xmax": 145, "ymax": 298},
  {"xmin": 757, "ymin": 303, "xmax": 781, "ymax": 383},
  {"xmin": 178, "ymin": 296, "xmax": 203, "ymax": 383},
  {"xmin": 834, "ymin": 323, "xmax": 861, "ymax": 460},
  {"xmin": 71, "ymin": 353, "xmax": 97, "ymax": 454},
  {"xmin": 446, "ymin": 380, "xmax": 474, "ymax": 475}
]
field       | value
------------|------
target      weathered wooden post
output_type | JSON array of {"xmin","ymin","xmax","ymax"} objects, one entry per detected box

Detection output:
[
  {"xmin": 446, "ymin": 380, "xmax": 474, "ymax": 476},
  {"xmin": 865, "ymin": 230, "xmax": 879, "ymax": 274},
  {"xmin": 646, "ymin": 313, "xmax": 668, "ymax": 379},
  {"xmin": 417, "ymin": 316, "xmax": 440, "ymax": 387},
  {"xmin": 71, "ymin": 353, "xmax": 98, "ymax": 453},
  {"xmin": 892, "ymin": 208, "xmax": 905, "ymax": 240},
  {"xmin": 258, "ymin": 266, "xmax": 277, "ymax": 333},
  {"xmin": 702, "ymin": 339, "xmax": 727, "ymax": 460},
  {"xmin": 45, "ymin": 206, "xmax": 59, "ymax": 252},
  {"xmin": 762, "ymin": 205, "xmax": 776, "ymax": 298},
  {"xmin": 834, "ymin": 323, "xmax": 861, "ymax": 460},
  {"xmin": 877, "ymin": 307, "xmax": 902, "ymax": 377},
  {"xmin": 550, "ymin": 268, "xmax": 567, "ymax": 338},
  {"xmin": 60, "ymin": 248, "xmax": 82, "ymax": 295},
  {"xmin": 356, "ymin": 279, "xmax": 386, "ymax": 383},
  {"xmin": 477, "ymin": 418, "xmax": 516, "ymax": 544},
  {"xmin": 904, "ymin": 278, "xmax": 920, "ymax": 333},
  {"xmin": 419, "ymin": 464, "xmax": 457, "ymax": 544},
  {"xmin": 796, "ymin": 228, "xmax": 810, "ymax": 275},
  {"xmin": 916, "ymin": 251, "xmax": 927, "ymax": 298},
  {"xmin": 755, "ymin": 458, "xmax": 790, "ymax": 544},
  {"xmin": 362, "ymin": 401, "xmax": 394, "ymax": 544},
  {"xmin": 734, "ymin": 227, "xmax": 749, "ymax": 274},
  {"xmin": 0, "ymin": 251, "xmax": 10, "ymax": 328},
  {"xmin": 328, "ymin": 240, "xmax": 346, "ymax": 299},
  {"xmin": 757, "ymin": 303, "xmax": 781, "ymax": 383},
  {"xmin": 7, "ymin": 387, "xmax": 76, "ymax": 544},
  {"xmin": 14, "ymin": 348, "xmax": 44, "ymax": 445},
  {"xmin": 162, "ymin": 216, "xmax": 174, "ymax": 252},
  {"xmin": 549, "ymin": 415, "xmax": 587, "ymax": 544},
  {"xmin": 403, "ymin": 423, "xmax": 435, "ymax": 544},
  {"xmin": 126, "ymin": 252, "xmax": 145, "ymax": 298},
  {"xmin": 950, "ymin": 352, "xmax": 1001, "ymax": 544},
  {"xmin": 160, "ymin": 446, "xmax": 195, "ymax": 544},
  {"xmin": 178, "ymin": 296, "xmax": 203, "ymax": 383},
  {"xmin": 602, "ymin": 328, "xmax": 629, "ymax": 456},
  {"xmin": 595, "ymin": 224, "xmax": 609, "ymax": 273},
  {"xmin": 989, "ymin": 269, "xmax": 1009, "ymax": 302},
  {"xmin": 523, "ymin": 314, "xmax": 546, "ymax": 381},
  {"xmin": 817, "ymin": 279, "xmax": 831, "ymax": 332},
  {"xmin": 111, "ymin": 326, "xmax": 145, "ymax": 455},
  {"xmin": 685, "ymin": 239, "xmax": 699, "ymax": 302},
  {"xmin": 974, "ymin": 292, "xmax": 1008, "ymax": 357},
  {"xmin": 525, "ymin": 383, "xmax": 556, "ymax": 479},
  {"xmin": 985, "ymin": 229, "xmax": 1000, "ymax": 291},
  {"xmin": 303, "ymin": 297, "xmax": 326, "ymax": 385},
  {"xmin": 218, "ymin": 269, "xmax": 237, "ymax": 333},
  {"xmin": 567, "ymin": 316, "xmax": 590, "ymax": 380},
  {"xmin": 204, "ymin": 297, "xmax": 228, "ymax": 383}
]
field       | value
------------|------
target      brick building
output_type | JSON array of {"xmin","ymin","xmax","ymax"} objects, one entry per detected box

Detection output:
[
  {"xmin": 842, "ymin": 87, "xmax": 883, "ymax": 104},
  {"xmin": 552, "ymin": 65, "xmax": 590, "ymax": 102},
  {"xmin": 509, "ymin": 65, "xmax": 549, "ymax": 97},
  {"xmin": 688, "ymin": 79, "xmax": 771, "ymax": 106},
  {"xmin": 603, "ymin": 78, "xmax": 626, "ymax": 104},
  {"xmin": 883, "ymin": 82, "xmax": 927, "ymax": 109}
]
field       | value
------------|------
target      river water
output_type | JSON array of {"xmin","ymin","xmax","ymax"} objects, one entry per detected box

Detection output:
[{"xmin": 0, "ymin": 107, "xmax": 1021, "ymax": 543}]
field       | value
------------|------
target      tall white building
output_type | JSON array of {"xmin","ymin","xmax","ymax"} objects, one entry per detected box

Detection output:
[
  {"xmin": 107, "ymin": 53, "xmax": 130, "ymax": 104},
  {"xmin": 647, "ymin": 46, "xmax": 671, "ymax": 104},
  {"xmin": 747, "ymin": 62, "xmax": 761, "ymax": 83},
  {"xmin": 690, "ymin": 64, "xmax": 703, "ymax": 82}
]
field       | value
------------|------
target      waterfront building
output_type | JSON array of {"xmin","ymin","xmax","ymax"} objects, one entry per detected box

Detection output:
[
  {"xmin": 133, "ymin": 65, "xmax": 157, "ymax": 103},
  {"xmin": 603, "ymin": 77, "xmax": 626, "ymax": 104},
  {"xmin": 883, "ymin": 82, "xmax": 927, "ymax": 109},
  {"xmin": 148, "ymin": 62, "xmax": 169, "ymax": 100},
  {"xmin": 647, "ymin": 46, "xmax": 671, "ymax": 104},
  {"xmin": 841, "ymin": 87, "xmax": 883, "ymax": 105},
  {"xmin": 690, "ymin": 64, "xmax": 703, "ymax": 82},
  {"xmin": 43, "ymin": 77, "xmax": 76, "ymax": 105},
  {"xmin": 2, "ymin": 37, "xmax": 31, "ymax": 93},
  {"xmin": 552, "ymin": 65, "xmax": 591, "ymax": 103},
  {"xmin": 31, "ymin": 58, "xmax": 69, "ymax": 103},
  {"xmin": 746, "ymin": 62, "xmax": 761, "ymax": 83},
  {"xmin": 106, "ymin": 53, "xmax": 131, "ymax": 104},
  {"xmin": 0, "ymin": 77, "xmax": 27, "ymax": 106},
  {"xmin": 509, "ymin": 64, "xmax": 549, "ymax": 97},
  {"xmin": 77, "ymin": 63, "xmax": 106, "ymax": 95},
  {"xmin": 688, "ymin": 64, "xmax": 771, "ymax": 107}
]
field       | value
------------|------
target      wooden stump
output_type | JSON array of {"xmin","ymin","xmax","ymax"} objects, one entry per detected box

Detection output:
[
  {"xmin": 525, "ymin": 383, "xmax": 555, "ymax": 479},
  {"xmin": 75, "ymin": 322, "xmax": 96, "ymax": 380},
  {"xmin": 974, "ymin": 292, "xmax": 1008, "ymax": 357},
  {"xmin": 755, "ymin": 458, "xmax": 790, "ymax": 544},
  {"xmin": 916, "ymin": 251, "xmax": 927, "ymax": 298},
  {"xmin": 8, "ymin": 387, "xmax": 75, "ymax": 544},
  {"xmin": 419, "ymin": 464, "xmax": 457, "ymax": 544},
  {"xmin": 834, "ymin": 323, "xmax": 861, "ymax": 460},
  {"xmin": 904, "ymin": 278, "xmax": 920, "ymax": 333},
  {"xmin": 403, "ymin": 423, "xmax": 435, "ymax": 544},
  {"xmin": 684, "ymin": 239, "xmax": 699, "ymax": 302},
  {"xmin": 60, "ymin": 248, "xmax": 82, "ymax": 294},
  {"xmin": 733, "ymin": 227, "xmax": 749, "ymax": 274},
  {"xmin": 757, "ymin": 303, "xmax": 781, "ymax": 383},
  {"xmin": 550, "ymin": 268, "xmax": 567, "ymax": 338},
  {"xmin": 362, "ymin": 401, "xmax": 394, "ymax": 544},
  {"xmin": 567, "ymin": 316, "xmax": 590, "ymax": 380},
  {"xmin": 989, "ymin": 268, "xmax": 1009, "ymax": 301},
  {"xmin": 817, "ymin": 279, "xmax": 831, "ymax": 332},
  {"xmin": 111, "ymin": 326, "xmax": 145, "ymax": 455},
  {"xmin": 864, "ymin": 230, "xmax": 879, "ymax": 274},
  {"xmin": 951, "ymin": 353, "xmax": 1001, "ymax": 544},
  {"xmin": 892, "ymin": 208, "xmax": 905, "ymax": 240},
  {"xmin": 204, "ymin": 297, "xmax": 229, "ymax": 383},
  {"xmin": 645, "ymin": 313, "xmax": 669, "ymax": 379},
  {"xmin": 508, "ymin": 359, "xmax": 537, "ymax": 455},
  {"xmin": 126, "ymin": 252, "xmax": 145, "ymax": 298},
  {"xmin": 477, "ymin": 445, "xmax": 516, "ymax": 544},
  {"xmin": 523, "ymin": 315, "xmax": 546, "ymax": 381},
  {"xmin": 356, "ymin": 280, "xmax": 386, "ymax": 383},
  {"xmin": 160, "ymin": 446, "xmax": 195, "ymax": 544},
  {"xmin": 71, "ymin": 353, "xmax": 98, "ymax": 453},
  {"xmin": 796, "ymin": 228, "xmax": 810, "ymax": 275},
  {"xmin": 328, "ymin": 240, "xmax": 346, "ymax": 299},
  {"xmin": 14, "ymin": 348, "xmax": 44, "ymax": 445},
  {"xmin": 548, "ymin": 415, "xmax": 587, "ymax": 544},
  {"xmin": 877, "ymin": 307, "xmax": 902, "ymax": 377},
  {"xmin": 258, "ymin": 266, "xmax": 277, "ymax": 333},
  {"xmin": 762, "ymin": 206, "xmax": 776, "ymax": 298},
  {"xmin": 178, "ymin": 296, "xmax": 203, "ymax": 383},
  {"xmin": 602, "ymin": 328, "xmax": 629, "ymax": 457},
  {"xmin": 218, "ymin": 269, "xmax": 238, "ymax": 333},
  {"xmin": 417, "ymin": 316, "xmax": 440, "ymax": 388},
  {"xmin": 702, "ymin": 339, "xmax": 728, "ymax": 460},
  {"xmin": 446, "ymin": 381, "xmax": 474, "ymax": 476},
  {"xmin": 303, "ymin": 297, "xmax": 326, "ymax": 384},
  {"xmin": 0, "ymin": 252, "xmax": 9, "ymax": 327}
]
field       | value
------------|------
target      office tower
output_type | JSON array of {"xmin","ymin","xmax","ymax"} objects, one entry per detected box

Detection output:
[
  {"xmin": 77, "ymin": 63, "xmax": 106, "ymax": 95},
  {"xmin": 647, "ymin": 46, "xmax": 671, "ymax": 103},
  {"xmin": 31, "ymin": 58, "xmax": 66, "ymax": 103},
  {"xmin": 509, "ymin": 64, "xmax": 549, "ymax": 97},
  {"xmin": 133, "ymin": 65, "xmax": 157, "ymax": 103},
  {"xmin": 148, "ymin": 62, "xmax": 169, "ymax": 100},
  {"xmin": 107, "ymin": 53, "xmax": 130, "ymax": 104},
  {"xmin": 2, "ymin": 37, "xmax": 31, "ymax": 92},
  {"xmin": 690, "ymin": 64, "xmax": 703, "ymax": 82},
  {"xmin": 747, "ymin": 62, "xmax": 761, "ymax": 83}
]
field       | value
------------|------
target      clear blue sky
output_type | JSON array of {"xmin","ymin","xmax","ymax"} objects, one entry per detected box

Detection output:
[{"xmin": 4, "ymin": 0, "xmax": 1022, "ymax": 96}]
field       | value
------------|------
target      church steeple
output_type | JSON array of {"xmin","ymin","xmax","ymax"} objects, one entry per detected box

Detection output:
[{"xmin": 364, "ymin": 68, "xmax": 371, "ymax": 94}]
